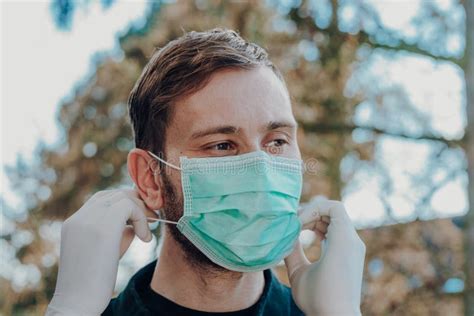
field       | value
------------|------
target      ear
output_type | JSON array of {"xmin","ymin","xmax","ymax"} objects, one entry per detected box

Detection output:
[{"xmin": 127, "ymin": 148, "xmax": 164, "ymax": 211}]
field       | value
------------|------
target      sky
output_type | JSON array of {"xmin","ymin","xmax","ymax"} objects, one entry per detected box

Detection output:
[
  {"xmin": 0, "ymin": 0, "xmax": 468, "ymax": 293},
  {"xmin": 1, "ymin": 0, "xmax": 148, "ymax": 209}
]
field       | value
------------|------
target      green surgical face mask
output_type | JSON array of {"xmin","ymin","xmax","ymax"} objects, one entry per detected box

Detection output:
[{"xmin": 147, "ymin": 150, "xmax": 303, "ymax": 272}]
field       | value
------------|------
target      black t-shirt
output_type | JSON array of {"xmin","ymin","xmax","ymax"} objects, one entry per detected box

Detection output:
[{"xmin": 102, "ymin": 259, "xmax": 304, "ymax": 316}]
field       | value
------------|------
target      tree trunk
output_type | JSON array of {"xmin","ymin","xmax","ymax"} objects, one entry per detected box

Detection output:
[{"xmin": 464, "ymin": 0, "xmax": 474, "ymax": 315}]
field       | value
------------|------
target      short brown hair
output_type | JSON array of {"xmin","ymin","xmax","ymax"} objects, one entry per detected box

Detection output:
[{"xmin": 128, "ymin": 27, "xmax": 286, "ymax": 162}]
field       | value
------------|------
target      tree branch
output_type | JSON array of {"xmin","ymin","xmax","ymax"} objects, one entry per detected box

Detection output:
[
  {"xmin": 366, "ymin": 37, "xmax": 464, "ymax": 67},
  {"xmin": 355, "ymin": 3, "xmax": 464, "ymax": 67},
  {"xmin": 301, "ymin": 122, "xmax": 466, "ymax": 148}
]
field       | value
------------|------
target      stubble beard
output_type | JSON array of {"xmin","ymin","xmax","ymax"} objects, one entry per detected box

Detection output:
[{"xmin": 160, "ymin": 171, "xmax": 242, "ymax": 280}]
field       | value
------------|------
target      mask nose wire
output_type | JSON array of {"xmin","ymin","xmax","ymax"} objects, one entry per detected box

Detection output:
[{"xmin": 147, "ymin": 150, "xmax": 182, "ymax": 171}]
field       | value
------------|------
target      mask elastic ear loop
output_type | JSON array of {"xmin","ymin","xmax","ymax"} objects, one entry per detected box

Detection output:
[
  {"xmin": 147, "ymin": 151, "xmax": 182, "ymax": 170},
  {"xmin": 147, "ymin": 210, "xmax": 178, "ymax": 225},
  {"xmin": 147, "ymin": 209, "xmax": 179, "ymax": 225},
  {"xmin": 147, "ymin": 216, "xmax": 179, "ymax": 225},
  {"xmin": 147, "ymin": 156, "xmax": 160, "ymax": 175}
]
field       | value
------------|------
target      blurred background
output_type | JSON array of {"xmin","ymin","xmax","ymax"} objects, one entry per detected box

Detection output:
[{"xmin": 1, "ymin": 0, "xmax": 473, "ymax": 315}]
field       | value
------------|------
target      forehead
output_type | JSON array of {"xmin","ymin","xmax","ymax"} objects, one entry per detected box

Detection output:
[{"xmin": 168, "ymin": 66, "xmax": 294, "ymax": 139}]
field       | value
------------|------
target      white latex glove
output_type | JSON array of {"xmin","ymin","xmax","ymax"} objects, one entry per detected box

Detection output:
[
  {"xmin": 45, "ymin": 189, "xmax": 157, "ymax": 316},
  {"xmin": 285, "ymin": 195, "xmax": 366, "ymax": 316}
]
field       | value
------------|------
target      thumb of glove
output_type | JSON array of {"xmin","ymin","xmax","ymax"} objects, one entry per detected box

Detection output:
[{"xmin": 302, "ymin": 195, "xmax": 362, "ymax": 249}]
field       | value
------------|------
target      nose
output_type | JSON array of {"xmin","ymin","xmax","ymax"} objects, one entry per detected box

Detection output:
[{"xmin": 239, "ymin": 139, "xmax": 262, "ymax": 155}]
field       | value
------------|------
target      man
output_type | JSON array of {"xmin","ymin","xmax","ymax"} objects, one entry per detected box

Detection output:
[{"xmin": 46, "ymin": 28, "xmax": 366, "ymax": 316}]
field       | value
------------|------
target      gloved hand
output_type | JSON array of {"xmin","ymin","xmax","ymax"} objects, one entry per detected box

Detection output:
[
  {"xmin": 45, "ymin": 189, "xmax": 157, "ymax": 316},
  {"xmin": 285, "ymin": 195, "xmax": 366, "ymax": 316}
]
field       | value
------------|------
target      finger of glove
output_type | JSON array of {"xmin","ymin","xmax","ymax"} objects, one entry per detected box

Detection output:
[
  {"xmin": 316, "ymin": 199, "xmax": 352, "ymax": 225},
  {"xmin": 299, "ymin": 207, "xmax": 322, "ymax": 230},
  {"xmin": 314, "ymin": 220, "xmax": 329, "ymax": 240},
  {"xmin": 112, "ymin": 197, "xmax": 152, "ymax": 242},
  {"xmin": 65, "ymin": 190, "xmax": 122, "ymax": 224},
  {"xmin": 298, "ymin": 195, "xmax": 328, "ymax": 229},
  {"xmin": 313, "ymin": 229, "xmax": 325, "ymax": 242},
  {"xmin": 89, "ymin": 189, "xmax": 122, "ymax": 205},
  {"xmin": 318, "ymin": 200, "xmax": 363, "ymax": 246},
  {"xmin": 284, "ymin": 240, "xmax": 311, "ymax": 282},
  {"xmin": 321, "ymin": 215, "xmax": 330, "ymax": 224},
  {"xmin": 116, "ymin": 188, "xmax": 160, "ymax": 220}
]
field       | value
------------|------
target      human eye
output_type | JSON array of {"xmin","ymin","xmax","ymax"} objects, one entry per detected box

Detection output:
[
  {"xmin": 205, "ymin": 141, "xmax": 236, "ymax": 152},
  {"xmin": 264, "ymin": 138, "xmax": 289, "ymax": 154},
  {"xmin": 267, "ymin": 139, "xmax": 288, "ymax": 147}
]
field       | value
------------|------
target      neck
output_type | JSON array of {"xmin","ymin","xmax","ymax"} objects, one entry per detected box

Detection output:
[{"xmin": 150, "ymin": 229, "xmax": 265, "ymax": 312}]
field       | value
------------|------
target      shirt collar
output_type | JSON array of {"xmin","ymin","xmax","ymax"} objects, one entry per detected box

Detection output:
[{"xmin": 118, "ymin": 259, "xmax": 278, "ymax": 314}]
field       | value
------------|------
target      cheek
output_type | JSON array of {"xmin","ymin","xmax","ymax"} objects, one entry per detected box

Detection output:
[
  {"xmin": 174, "ymin": 177, "xmax": 183, "ymax": 200},
  {"xmin": 165, "ymin": 170, "xmax": 183, "ymax": 199}
]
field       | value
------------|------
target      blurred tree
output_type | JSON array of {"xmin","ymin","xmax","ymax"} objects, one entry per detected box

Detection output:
[
  {"xmin": 50, "ymin": 0, "xmax": 116, "ymax": 31},
  {"xmin": 463, "ymin": 0, "xmax": 473, "ymax": 314},
  {"xmin": 1, "ymin": 0, "xmax": 470, "ymax": 315}
]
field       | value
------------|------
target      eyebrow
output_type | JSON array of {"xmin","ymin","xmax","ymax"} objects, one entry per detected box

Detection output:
[
  {"xmin": 190, "ymin": 120, "xmax": 298, "ymax": 140},
  {"xmin": 266, "ymin": 120, "xmax": 298, "ymax": 131},
  {"xmin": 190, "ymin": 125, "xmax": 240, "ymax": 139}
]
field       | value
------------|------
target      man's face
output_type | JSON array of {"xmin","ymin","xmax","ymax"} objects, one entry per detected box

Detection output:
[{"xmin": 160, "ymin": 65, "xmax": 301, "ymax": 271}]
